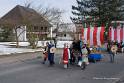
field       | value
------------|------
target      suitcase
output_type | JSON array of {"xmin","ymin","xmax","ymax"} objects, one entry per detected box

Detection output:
[{"xmin": 88, "ymin": 54, "xmax": 102, "ymax": 62}]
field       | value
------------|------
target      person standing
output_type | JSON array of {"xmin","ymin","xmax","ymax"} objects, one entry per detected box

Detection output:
[
  {"xmin": 67, "ymin": 43, "xmax": 71, "ymax": 63},
  {"xmin": 121, "ymin": 41, "xmax": 124, "ymax": 53},
  {"xmin": 63, "ymin": 43, "xmax": 69, "ymax": 69},
  {"xmin": 69, "ymin": 43, "xmax": 73, "ymax": 64},
  {"xmin": 110, "ymin": 43, "xmax": 118, "ymax": 63},
  {"xmin": 42, "ymin": 42, "xmax": 49, "ymax": 64},
  {"xmin": 81, "ymin": 44, "xmax": 89, "ymax": 70},
  {"xmin": 48, "ymin": 41, "xmax": 56, "ymax": 66}
]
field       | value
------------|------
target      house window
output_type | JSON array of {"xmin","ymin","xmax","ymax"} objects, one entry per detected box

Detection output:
[
  {"xmin": 34, "ymin": 26, "xmax": 38, "ymax": 32},
  {"xmin": 64, "ymin": 34, "xmax": 66, "ymax": 37},
  {"xmin": 41, "ymin": 27, "xmax": 43, "ymax": 31},
  {"xmin": 43, "ymin": 27, "xmax": 47, "ymax": 32}
]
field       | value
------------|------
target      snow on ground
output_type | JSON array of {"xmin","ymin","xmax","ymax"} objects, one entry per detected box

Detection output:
[
  {"xmin": 0, "ymin": 41, "xmax": 73, "ymax": 55},
  {"xmin": 0, "ymin": 41, "xmax": 108, "ymax": 56},
  {"xmin": 0, "ymin": 42, "xmax": 42, "ymax": 55}
]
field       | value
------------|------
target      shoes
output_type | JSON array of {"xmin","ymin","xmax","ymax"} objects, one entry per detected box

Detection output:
[
  {"xmin": 42, "ymin": 62, "xmax": 45, "ymax": 64},
  {"xmin": 48, "ymin": 64, "xmax": 54, "ymax": 67},
  {"xmin": 81, "ymin": 67, "xmax": 86, "ymax": 70}
]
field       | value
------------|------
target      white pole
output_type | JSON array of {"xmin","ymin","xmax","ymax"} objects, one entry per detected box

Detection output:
[
  {"xmin": 24, "ymin": 26, "xmax": 27, "ymax": 41},
  {"xmin": 50, "ymin": 27, "xmax": 53, "ymax": 39}
]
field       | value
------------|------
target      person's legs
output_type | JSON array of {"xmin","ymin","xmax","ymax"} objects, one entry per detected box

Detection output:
[
  {"xmin": 122, "ymin": 47, "xmax": 124, "ymax": 53},
  {"xmin": 64, "ymin": 64, "xmax": 68, "ymax": 69},
  {"xmin": 42, "ymin": 53, "xmax": 48, "ymax": 64},
  {"xmin": 109, "ymin": 54, "xmax": 113, "ymax": 63},
  {"xmin": 112, "ymin": 53, "xmax": 115, "ymax": 63},
  {"xmin": 48, "ymin": 53, "xmax": 52, "ymax": 66},
  {"xmin": 42, "ymin": 57, "xmax": 46, "ymax": 64},
  {"xmin": 50, "ymin": 53, "xmax": 55, "ymax": 65},
  {"xmin": 81, "ymin": 62, "xmax": 86, "ymax": 70},
  {"xmin": 110, "ymin": 52, "xmax": 115, "ymax": 63},
  {"xmin": 72, "ymin": 56, "xmax": 76, "ymax": 64},
  {"xmin": 109, "ymin": 51, "xmax": 113, "ymax": 63}
]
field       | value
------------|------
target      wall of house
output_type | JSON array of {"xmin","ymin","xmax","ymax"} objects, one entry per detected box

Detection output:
[
  {"xmin": 57, "ymin": 33, "xmax": 73, "ymax": 41},
  {"xmin": 17, "ymin": 26, "xmax": 27, "ymax": 41}
]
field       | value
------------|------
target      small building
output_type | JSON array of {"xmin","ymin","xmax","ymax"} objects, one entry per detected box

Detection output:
[
  {"xmin": 52, "ymin": 23, "xmax": 76, "ymax": 41},
  {"xmin": 0, "ymin": 5, "xmax": 52, "ymax": 41}
]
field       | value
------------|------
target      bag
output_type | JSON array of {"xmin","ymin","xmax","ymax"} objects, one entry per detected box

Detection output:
[{"xmin": 78, "ymin": 60, "xmax": 82, "ymax": 66}]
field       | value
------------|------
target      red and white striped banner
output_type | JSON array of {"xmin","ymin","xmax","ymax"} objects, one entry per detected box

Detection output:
[
  {"xmin": 81, "ymin": 26, "xmax": 105, "ymax": 46},
  {"xmin": 109, "ymin": 26, "xmax": 124, "ymax": 43}
]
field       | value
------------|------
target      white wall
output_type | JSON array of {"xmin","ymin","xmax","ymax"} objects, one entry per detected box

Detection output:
[
  {"xmin": 56, "ymin": 41, "xmax": 73, "ymax": 48},
  {"xmin": 17, "ymin": 26, "xmax": 27, "ymax": 41}
]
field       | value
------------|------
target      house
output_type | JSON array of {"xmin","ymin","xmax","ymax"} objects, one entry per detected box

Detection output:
[
  {"xmin": 0, "ymin": 5, "xmax": 52, "ymax": 41},
  {"xmin": 52, "ymin": 23, "xmax": 76, "ymax": 41}
]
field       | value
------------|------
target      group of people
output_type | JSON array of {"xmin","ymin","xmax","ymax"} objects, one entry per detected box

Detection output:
[
  {"xmin": 42, "ymin": 40, "xmax": 91, "ymax": 70},
  {"xmin": 42, "ymin": 39, "xmax": 124, "ymax": 69},
  {"xmin": 42, "ymin": 41, "xmax": 56, "ymax": 66}
]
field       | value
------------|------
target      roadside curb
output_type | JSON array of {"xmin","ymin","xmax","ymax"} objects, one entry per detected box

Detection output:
[{"xmin": 0, "ymin": 50, "xmax": 42, "ymax": 57}]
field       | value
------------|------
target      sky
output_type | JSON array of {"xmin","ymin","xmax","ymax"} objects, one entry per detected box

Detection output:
[{"xmin": 0, "ymin": 0, "xmax": 76, "ymax": 23}]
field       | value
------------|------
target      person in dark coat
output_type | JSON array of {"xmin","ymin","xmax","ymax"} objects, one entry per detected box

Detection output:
[{"xmin": 48, "ymin": 41, "xmax": 56, "ymax": 66}]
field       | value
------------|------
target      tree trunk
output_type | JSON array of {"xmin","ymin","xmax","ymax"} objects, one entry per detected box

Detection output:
[{"xmin": 14, "ymin": 28, "xmax": 19, "ymax": 48}]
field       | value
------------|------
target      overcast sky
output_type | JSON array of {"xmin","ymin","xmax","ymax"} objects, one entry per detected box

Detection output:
[{"xmin": 0, "ymin": 0, "xmax": 76, "ymax": 23}]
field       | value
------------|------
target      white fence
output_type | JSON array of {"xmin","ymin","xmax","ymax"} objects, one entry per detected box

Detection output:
[{"xmin": 39, "ymin": 41, "xmax": 73, "ymax": 48}]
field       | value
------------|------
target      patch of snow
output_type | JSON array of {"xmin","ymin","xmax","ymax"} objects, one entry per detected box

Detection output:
[
  {"xmin": 0, "ymin": 41, "xmax": 73, "ymax": 55},
  {"xmin": 0, "ymin": 43, "xmax": 42, "ymax": 55}
]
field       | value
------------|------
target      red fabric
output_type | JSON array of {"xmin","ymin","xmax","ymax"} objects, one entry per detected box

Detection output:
[
  {"xmin": 63, "ymin": 48, "xmax": 68, "ymax": 64},
  {"xmin": 109, "ymin": 27, "xmax": 112, "ymax": 41},
  {"xmin": 81, "ymin": 27, "xmax": 84, "ymax": 39},
  {"xmin": 100, "ymin": 26, "xmax": 105, "ymax": 44},
  {"xmin": 87, "ymin": 27, "xmax": 90, "ymax": 43},
  {"xmin": 120, "ymin": 28, "xmax": 123, "ymax": 41},
  {"xmin": 93, "ymin": 26, "xmax": 97, "ymax": 46},
  {"xmin": 114, "ymin": 28, "xmax": 117, "ymax": 41}
]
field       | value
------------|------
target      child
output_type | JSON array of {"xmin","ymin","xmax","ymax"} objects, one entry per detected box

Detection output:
[
  {"xmin": 81, "ymin": 44, "xmax": 89, "ymax": 70},
  {"xmin": 42, "ymin": 42, "xmax": 49, "ymax": 64},
  {"xmin": 63, "ymin": 43, "xmax": 69, "ymax": 69}
]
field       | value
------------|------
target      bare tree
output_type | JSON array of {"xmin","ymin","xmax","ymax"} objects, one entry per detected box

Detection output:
[
  {"xmin": 23, "ymin": 1, "xmax": 64, "ymax": 24},
  {"xmin": 13, "ymin": 26, "xmax": 26, "ymax": 48},
  {"xmin": 22, "ymin": 1, "xmax": 64, "ymax": 48},
  {"xmin": 27, "ymin": 26, "xmax": 39, "ymax": 49},
  {"xmin": 36, "ymin": 6, "xmax": 64, "ymax": 24}
]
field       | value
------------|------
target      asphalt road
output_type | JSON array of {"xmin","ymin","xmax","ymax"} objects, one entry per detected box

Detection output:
[{"xmin": 0, "ymin": 52, "xmax": 124, "ymax": 83}]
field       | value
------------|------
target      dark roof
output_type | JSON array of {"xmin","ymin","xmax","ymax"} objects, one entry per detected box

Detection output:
[{"xmin": 0, "ymin": 5, "xmax": 52, "ymax": 27}]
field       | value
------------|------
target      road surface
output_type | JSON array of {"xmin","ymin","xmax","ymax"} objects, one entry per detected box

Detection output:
[{"xmin": 0, "ymin": 51, "xmax": 124, "ymax": 83}]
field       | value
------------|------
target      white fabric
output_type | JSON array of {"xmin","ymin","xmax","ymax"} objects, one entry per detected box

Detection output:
[
  {"xmin": 90, "ymin": 27, "xmax": 94, "ymax": 46},
  {"xmin": 78, "ymin": 61, "xmax": 82, "ymax": 67},
  {"xmin": 84, "ymin": 28, "xmax": 88, "ymax": 44},
  {"xmin": 97, "ymin": 27, "xmax": 101, "ymax": 46},
  {"xmin": 111, "ymin": 27, "xmax": 114, "ymax": 41},
  {"xmin": 68, "ymin": 48, "xmax": 71, "ymax": 59},
  {"xmin": 117, "ymin": 26, "xmax": 121, "ymax": 43}
]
